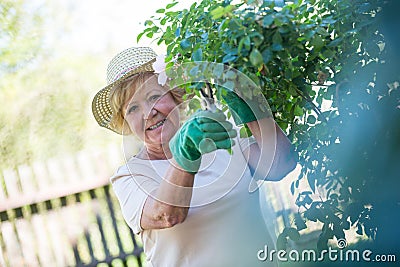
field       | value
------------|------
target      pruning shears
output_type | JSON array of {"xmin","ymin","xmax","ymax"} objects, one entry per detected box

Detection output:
[{"xmin": 200, "ymin": 83, "xmax": 217, "ymax": 112}]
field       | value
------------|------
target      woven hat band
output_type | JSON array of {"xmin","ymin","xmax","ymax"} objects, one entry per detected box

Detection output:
[{"xmin": 106, "ymin": 47, "xmax": 157, "ymax": 84}]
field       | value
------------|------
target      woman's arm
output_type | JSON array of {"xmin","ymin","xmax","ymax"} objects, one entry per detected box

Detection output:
[
  {"xmin": 140, "ymin": 159, "xmax": 195, "ymax": 230},
  {"xmin": 244, "ymin": 117, "xmax": 297, "ymax": 181},
  {"xmin": 140, "ymin": 110, "xmax": 236, "ymax": 230},
  {"xmin": 220, "ymin": 89, "xmax": 296, "ymax": 179}
]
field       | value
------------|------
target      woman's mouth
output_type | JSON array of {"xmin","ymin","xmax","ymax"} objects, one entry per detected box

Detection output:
[{"xmin": 147, "ymin": 119, "xmax": 167, "ymax": 131}]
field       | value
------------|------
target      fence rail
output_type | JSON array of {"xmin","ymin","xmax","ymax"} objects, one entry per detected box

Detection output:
[
  {"xmin": 0, "ymin": 143, "xmax": 314, "ymax": 267},
  {"xmin": 0, "ymin": 144, "xmax": 145, "ymax": 267}
]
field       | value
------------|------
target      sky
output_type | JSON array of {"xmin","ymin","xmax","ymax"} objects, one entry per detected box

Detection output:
[{"xmin": 44, "ymin": 0, "xmax": 196, "ymax": 55}]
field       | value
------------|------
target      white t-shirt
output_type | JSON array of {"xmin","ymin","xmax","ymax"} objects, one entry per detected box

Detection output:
[{"xmin": 111, "ymin": 137, "xmax": 277, "ymax": 267}]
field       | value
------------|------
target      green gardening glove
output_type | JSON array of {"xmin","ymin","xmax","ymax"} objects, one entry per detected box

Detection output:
[
  {"xmin": 169, "ymin": 110, "xmax": 237, "ymax": 173},
  {"xmin": 221, "ymin": 89, "xmax": 272, "ymax": 125}
]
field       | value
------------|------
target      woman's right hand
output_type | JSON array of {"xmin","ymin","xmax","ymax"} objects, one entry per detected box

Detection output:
[
  {"xmin": 221, "ymin": 89, "xmax": 272, "ymax": 126},
  {"xmin": 169, "ymin": 110, "xmax": 237, "ymax": 173}
]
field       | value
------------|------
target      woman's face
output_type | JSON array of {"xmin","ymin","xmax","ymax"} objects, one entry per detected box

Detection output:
[{"xmin": 123, "ymin": 75, "xmax": 180, "ymax": 146}]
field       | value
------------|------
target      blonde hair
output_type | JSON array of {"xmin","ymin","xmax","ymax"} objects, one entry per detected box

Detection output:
[{"xmin": 109, "ymin": 72, "xmax": 186, "ymax": 135}]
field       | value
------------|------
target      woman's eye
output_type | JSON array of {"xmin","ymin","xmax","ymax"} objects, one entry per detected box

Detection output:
[
  {"xmin": 149, "ymin": 94, "xmax": 161, "ymax": 102},
  {"xmin": 128, "ymin": 105, "xmax": 138, "ymax": 114}
]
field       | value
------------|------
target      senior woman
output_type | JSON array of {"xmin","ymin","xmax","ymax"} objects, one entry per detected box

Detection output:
[{"xmin": 92, "ymin": 47, "xmax": 296, "ymax": 267}]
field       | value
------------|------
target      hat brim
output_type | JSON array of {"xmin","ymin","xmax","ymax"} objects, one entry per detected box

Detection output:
[{"xmin": 91, "ymin": 58, "xmax": 156, "ymax": 134}]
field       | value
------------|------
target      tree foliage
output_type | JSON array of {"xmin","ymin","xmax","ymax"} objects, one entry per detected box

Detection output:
[
  {"xmin": 139, "ymin": 0, "xmax": 400, "ymax": 251},
  {"xmin": 0, "ymin": 1, "xmax": 118, "ymax": 170},
  {"xmin": 0, "ymin": 54, "xmax": 118, "ymax": 170},
  {"xmin": 0, "ymin": 0, "xmax": 44, "ymax": 74}
]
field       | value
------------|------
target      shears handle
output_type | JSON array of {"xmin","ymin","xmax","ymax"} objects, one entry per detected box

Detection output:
[{"xmin": 200, "ymin": 83, "xmax": 217, "ymax": 112}]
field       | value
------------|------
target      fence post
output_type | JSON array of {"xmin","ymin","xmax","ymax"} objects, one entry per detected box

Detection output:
[{"xmin": 0, "ymin": 144, "xmax": 144, "ymax": 267}]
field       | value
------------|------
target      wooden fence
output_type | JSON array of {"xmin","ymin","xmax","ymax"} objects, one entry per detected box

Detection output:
[
  {"xmin": 0, "ymin": 143, "xmax": 316, "ymax": 267},
  {"xmin": 0, "ymin": 144, "xmax": 144, "ymax": 267}
]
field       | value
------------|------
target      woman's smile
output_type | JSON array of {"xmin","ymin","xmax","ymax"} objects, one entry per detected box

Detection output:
[{"xmin": 147, "ymin": 118, "xmax": 167, "ymax": 131}]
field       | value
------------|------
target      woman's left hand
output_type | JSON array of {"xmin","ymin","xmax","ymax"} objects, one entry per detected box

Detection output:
[{"xmin": 169, "ymin": 110, "xmax": 237, "ymax": 174}]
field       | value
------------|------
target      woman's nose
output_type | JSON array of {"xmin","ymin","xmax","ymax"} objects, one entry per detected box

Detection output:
[{"xmin": 144, "ymin": 106, "xmax": 157, "ymax": 120}]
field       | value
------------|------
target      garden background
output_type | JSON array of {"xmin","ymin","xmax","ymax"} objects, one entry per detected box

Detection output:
[{"xmin": 1, "ymin": 0, "xmax": 399, "ymax": 266}]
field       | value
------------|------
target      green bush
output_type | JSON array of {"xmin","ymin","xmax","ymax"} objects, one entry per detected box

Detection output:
[{"xmin": 139, "ymin": 0, "xmax": 400, "ymax": 251}]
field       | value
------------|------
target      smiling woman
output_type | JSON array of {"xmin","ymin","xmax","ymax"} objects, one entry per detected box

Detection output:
[{"xmin": 91, "ymin": 46, "xmax": 296, "ymax": 266}]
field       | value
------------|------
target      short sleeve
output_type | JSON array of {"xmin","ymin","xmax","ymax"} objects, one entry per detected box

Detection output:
[
  {"xmin": 237, "ymin": 135, "xmax": 257, "ymax": 153},
  {"xmin": 111, "ymin": 164, "xmax": 159, "ymax": 234}
]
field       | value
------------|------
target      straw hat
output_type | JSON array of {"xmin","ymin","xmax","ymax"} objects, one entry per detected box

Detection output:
[{"xmin": 91, "ymin": 47, "xmax": 157, "ymax": 133}]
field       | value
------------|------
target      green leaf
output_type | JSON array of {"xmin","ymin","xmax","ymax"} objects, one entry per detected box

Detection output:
[
  {"xmin": 307, "ymin": 115, "xmax": 316, "ymax": 124},
  {"xmin": 156, "ymin": 8, "xmax": 165, "ymax": 13},
  {"xmin": 238, "ymin": 36, "xmax": 251, "ymax": 55},
  {"xmin": 304, "ymin": 203, "xmax": 324, "ymax": 222},
  {"xmin": 290, "ymin": 181, "xmax": 296, "ymax": 195},
  {"xmin": 295, "ymin": 213, "xmax": 308, "ymax": 231},
  {"xmin": 180, "ymin": 39, "xmax": 192, "ymax": 50},
  {"xmin": 222, "ymin": 54, "xmax": 237, "ymax": 63},
  {"xmin": 213, "ymin": 64, "xmax": 224, "ymax": 77},
  {"xmin": 188, "ymin": 98, "xmax": 201, "ymax": 110},
  {"xmin": 210, "ymin": 6, "xmax": 225, "ymax": 19},
  {"xmin": 302, "ymin": 192, "xmax": 312, "ymax": 205},
  {"xmin": 224, "ymin": 5, "xmax": 236, "ymax": 13},
  {"xmin": 304, "ymin": 30, "xmax": 316, "ymax": 40},
  {"xmin": 341, "ymin": 220, "xmax": 351, "ymax": 230},
  {"xmin": 263, "ymin": 15, "xmax": 274, "ymax": 27},
  {"xmin": 294, "ymin": 105, "xmax": 303, "ymax": 116},
  {"xmin": 288, "ymin": 84, "xmax": 298, "ymax": 95},
  {"xmin": 137, "ymin": 32, "xmax": 145, "ymax": 42},
  {"xmin": 322, "ymin": 48, "xmax": 335, "ymax": 59},
  {"xmin": 307, "ymin": 172, "xmax": 316, "ymax": 193},
  {"xmin": 272, "ymin": 31, "xmax": 283, "ymax": 45},
  {"xmin": 271, "ymin": 43, "xmax": 283, "ymax": 51},
  {"xmin": 144, "ymin": 20, "xmax": 153, "ymax": 26},
  {"xmin": 356, "ymin": 224, "xmax": 364, "ymax": 235},
  {"xmin": 249, "ymin": 48, "xmax": 263, "ymax": 68},
  {"xmin": 304, "ymin": 208, "xmax": 318, "ymax": 222},
  {"xmin": 239, "ymin": 125, "xmax": 251, "ymax": 138},
  {"xmin": 262, "ymin": 48, "xmax": 273, "ymax": 64},
  {"xmin": 283, "ymin": 227, "xmax": 301, "ymax": 241},
  {"xmin": 224, "ymin": 70, "xmax": 236, "ymax": 79},
  {"xmin": 276, "ymin": 234, "xmax": 288, "ymax": 250},
  {"xmin": 192, "ymin": 48, "xmax": 203, "ymax": 61},
  {"xmin": 345, "ymin": 202, "xmax": 363, "ymax": 225},
  {"xmin": 189, "ymin": 65, "xmax": 200, "ymax": 77},
  {"xmin": 228, "ymin": 19, "xmax": 241, "ymax": 31},
  {"xmin": 333, "ymin": 224, "xmax": 345, "ymax": 240},
  {"xmin": 175, "ymin": 27, "xmax": 181, "ymax": 37},
  {"xmin": 166, "ymin": 2, "xmax": 178, "ymax": 9},
  {"xmin": 218, "ymin": 18, "xmax": 229, "ymax": 33},
  {"xmin": 201, "ymin": 32, "xmax": 208, "ymax": 41},
  {"xmin": 311, "ymin": 35, "xmax": 324, "ymax": 50},
  {"xmin": 250, "ymin": 32, "xmax": 264, "ymax": 46}
]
